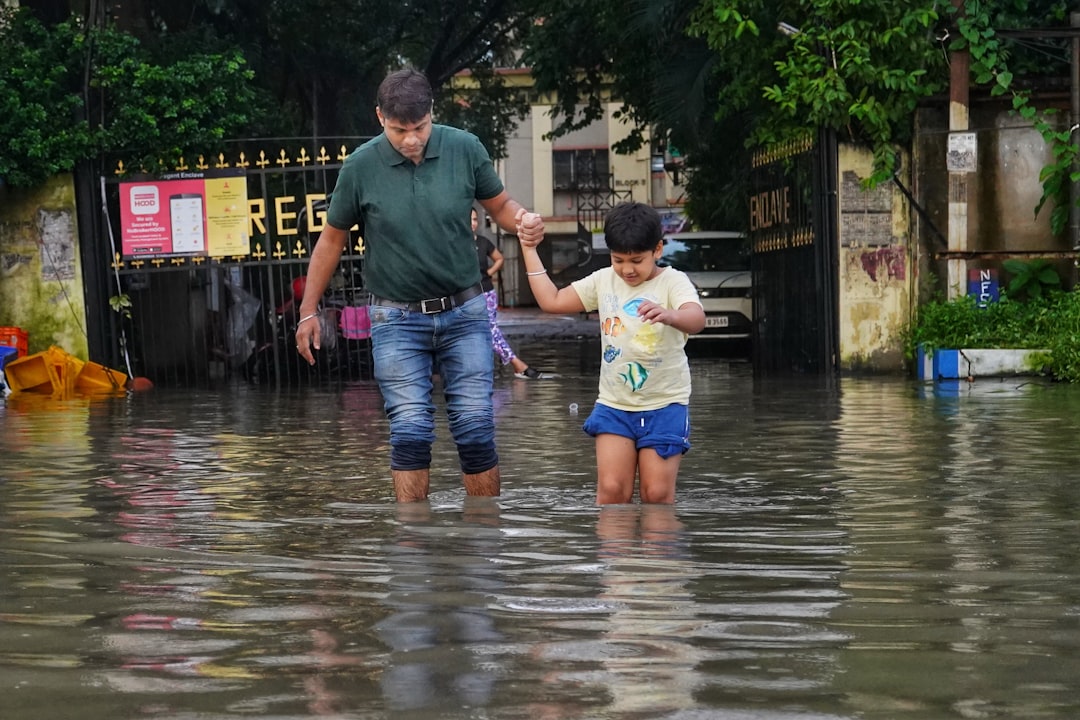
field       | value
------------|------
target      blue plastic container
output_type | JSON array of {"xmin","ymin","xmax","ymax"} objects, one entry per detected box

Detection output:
[
  {"xmin": 0, "ymin": 345, "xmax": 16, "ymax": 393},
  {"xmin": 0, "ymin": 344, "xmax": 17, "ymax": 370}
]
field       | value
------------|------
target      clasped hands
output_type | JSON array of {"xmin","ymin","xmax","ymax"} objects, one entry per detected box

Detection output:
[{"xmin": 515, "ymin": 208, "xmax": 545, "ymax": 248}]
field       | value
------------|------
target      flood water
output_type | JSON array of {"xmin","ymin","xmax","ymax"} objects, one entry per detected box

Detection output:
[{"xmin": 3, "ymin": 340, "xmax": 1080, "ymax": 719}]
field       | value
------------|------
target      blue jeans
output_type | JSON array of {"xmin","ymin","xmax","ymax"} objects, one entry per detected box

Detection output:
[{"xmin": 369, "ymin": 293, "xmax": 497, "ymax": 474}]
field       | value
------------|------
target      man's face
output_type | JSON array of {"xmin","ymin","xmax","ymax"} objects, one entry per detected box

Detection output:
[{"xmin": 377, "ymin": 108, "xmax": 432, "ymax": 164}]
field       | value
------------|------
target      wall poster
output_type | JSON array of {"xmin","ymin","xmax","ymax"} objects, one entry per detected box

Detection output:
[{"xmin": 119, "ymin": 168, "xmax": 249, "ymax": 258}]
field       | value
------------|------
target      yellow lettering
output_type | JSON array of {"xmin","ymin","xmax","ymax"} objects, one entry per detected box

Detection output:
[
  {"xmin": 248, "ymin": 198, "xmax": 266, "ymax": 236},
  {"xmin": 305, "ymin": 194, "xmax": 326, "ymax": 234},
  {"xmin": 275, "ymin": 195, "xmax": 297, "ymax": 236},
  {"xmin": 749, "ymin": 186, "xmax": 792, "ymax": 232}
]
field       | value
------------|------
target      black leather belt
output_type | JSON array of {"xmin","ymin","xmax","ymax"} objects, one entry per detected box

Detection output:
[{"xmin": 370, "ymin": 283, "xmax": 484, "ymax": 314}]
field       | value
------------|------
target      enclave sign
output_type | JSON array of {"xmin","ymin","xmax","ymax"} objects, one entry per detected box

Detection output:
[{"xmin": 749, "ymin": 185, "xmax": 792, "ymax": 231}]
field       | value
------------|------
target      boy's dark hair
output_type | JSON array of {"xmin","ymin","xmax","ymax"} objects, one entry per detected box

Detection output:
[
  {"xmin": 603, "ymin": 201, "xmax": 663, "ymax": 254},
  {"xmin": 377, "ymin": 69, "xmax": 433, "ymax": 124}
]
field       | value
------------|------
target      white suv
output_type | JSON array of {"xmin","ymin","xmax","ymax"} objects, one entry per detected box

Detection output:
[{"xmin": 660, "ymin": 231, "xmax": 752, "ymax": 340}]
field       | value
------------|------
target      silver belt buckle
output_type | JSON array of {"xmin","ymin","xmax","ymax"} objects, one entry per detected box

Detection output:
[{"xmin": 420, "ymin": 296, "xmax": 448, "ymax": 314}]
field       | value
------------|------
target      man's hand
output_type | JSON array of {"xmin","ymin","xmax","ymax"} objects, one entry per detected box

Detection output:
[
  {"xmin": 295, "ymin": 313, "xmax": 321, "ymax": 365},
  {"xmin": 515, "ymin": 209, "xmax": 545, "ymax": 248}
]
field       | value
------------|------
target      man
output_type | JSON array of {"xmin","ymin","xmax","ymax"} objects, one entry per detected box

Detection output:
[{"xmin": 295, "ymin": 68, "xmax": 544, "ymax": 502}]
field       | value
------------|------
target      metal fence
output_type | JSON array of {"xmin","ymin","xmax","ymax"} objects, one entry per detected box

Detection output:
[{"xmin": 99, "ymin": 139, "xmax": 373, "ymax": 389}]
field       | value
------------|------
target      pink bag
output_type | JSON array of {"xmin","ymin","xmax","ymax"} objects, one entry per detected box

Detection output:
[{"xmin": 339, "ymin": 305, "xmax": 371, "ymax": 339}]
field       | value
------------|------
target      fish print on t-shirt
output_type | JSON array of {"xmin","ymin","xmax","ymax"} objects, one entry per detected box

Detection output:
[
  {"xmin": 623, "ymin": 296, "xmax": 662, "ymax": 355},
  {"xmin": 619, "ymin": 361, "xmax": 649, "ymax": 391}
]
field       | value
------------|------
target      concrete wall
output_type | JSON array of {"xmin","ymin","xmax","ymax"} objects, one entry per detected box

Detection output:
[
  {"xmin": 502, "ymin": 112, "xmax": 536, "ymax": 216},
  {"xmin": 913, "ymin": 101, "xmax": 1071, "ymax": 295},
  {"xmin": 606, "ymin": 105, "xmax": 652, "ymax": 206},
  {"xmin": 837, "ymin": 144, "xmax": 912, "ymax": 372},
  {"xmin": 0, "ymin": 174, "xmax": 89, "ymax": 358}
]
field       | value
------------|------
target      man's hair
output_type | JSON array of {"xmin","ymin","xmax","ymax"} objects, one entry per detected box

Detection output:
[
  {"xmin": 377, "ymin": 69, "xmax": 433, "ymax": 123},
  {"xmin": 603, "ymin": 202, "xmax": 663, "ymax": 254}
]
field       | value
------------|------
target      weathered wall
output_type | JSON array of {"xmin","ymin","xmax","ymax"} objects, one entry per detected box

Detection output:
[
  {"xmin": 913, "ymin": 99, "xmax": 1071, "ymax": 294},
  {"xmin": 0, "ymin": 174, "xmax": 89, "ymax": 358},
  {"xmin": 837, "ymin": 144, "xmax": 912, "ymax": 373}
]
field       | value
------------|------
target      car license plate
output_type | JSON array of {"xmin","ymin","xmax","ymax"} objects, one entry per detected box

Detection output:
[{"xmin": 705, "ymin": 316, "xmax": 729, "ymax": 328}]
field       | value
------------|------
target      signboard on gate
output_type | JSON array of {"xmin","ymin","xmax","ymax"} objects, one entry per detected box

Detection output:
[{"xmin": 119, "ymin": 168, "xmax": 249, "ymax": 258}]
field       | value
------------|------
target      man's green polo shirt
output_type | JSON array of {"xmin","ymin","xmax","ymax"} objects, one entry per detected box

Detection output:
[{"xmin": 326, "ymin": 124, "xmax": 504, "ymax": 302}]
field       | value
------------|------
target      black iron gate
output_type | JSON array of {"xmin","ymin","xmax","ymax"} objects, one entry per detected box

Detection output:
[
  {"xmin": 749, "ymin": 130, "xmax": 838, "ymax": 375},
  {"xmin": 568, "ymin": 180, "xmax": 632, "ymax": 280},
  {"xmin": 95, "ymin": 139, "xmax": 373, "ymax": 389}
]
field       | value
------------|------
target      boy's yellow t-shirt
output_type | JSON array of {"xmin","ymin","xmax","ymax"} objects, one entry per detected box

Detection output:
[{"xmin": 571, "ymin": 266, "xmax": 702, "ymax": 411}]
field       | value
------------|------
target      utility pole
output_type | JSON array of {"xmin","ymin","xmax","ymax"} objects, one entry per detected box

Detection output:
[
  {"xmin": 947, "ymin": 0, "xmax": 971, "ymax": 300},
  {"xmin": 1071, "ymin": 13, "xmax": 1080, "ymax": 267}
]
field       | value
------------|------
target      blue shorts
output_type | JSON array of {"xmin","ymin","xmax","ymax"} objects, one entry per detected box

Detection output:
[{"xmin": 581, "ymin": 402, "xmax": 691, "ymax": 459}]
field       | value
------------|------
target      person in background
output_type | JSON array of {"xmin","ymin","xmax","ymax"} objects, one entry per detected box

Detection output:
[
  {"xmin": 472, "ymin": 207, "xmax": 551, "ymax": 380},
  {"xmin": 295, "ymin": 68, "xmax": 545, "ymax": 503},
  {"xmin": 515, "ymin": 201, "xmax": 705, "ymax": 505}
]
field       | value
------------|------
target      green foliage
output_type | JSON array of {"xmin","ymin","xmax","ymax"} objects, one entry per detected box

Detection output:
[
  {"xmin": 521, "ymin": 0, "xmax": 752, "ymax": 228},
  {"xmin": 109, "ymin": 293, "xmax": 133, "ymax": 320},
  {"xmin": 1, "ymin": 1, "xmax": 536, "ymax": 183},
  {"xmin": 0, "ymin": 9, "xmax": 93, "ymax": 186},
  {"xmin": 91, "ymin": 30, "xmax": 260, "ymax": 171},
  {"xmin": 1002, "ymin": 259, "xmax": 1061, "ymax": 301},
  {"xmin": 522, "ymin": 0, "xmax": 676, "ymax": 148},
  {"xmin": 193, "ymin": 0, "xmax": 533, "ymax": 141},
  {"xmin": 438, "ymin": 66, "xmax": 531, "ymax": 162},
  {"xmin": 906, "ymin": 290, "xmax": 1080, "ymax": 382},
  {"xmin": 0, "ymin": 7, "xmax": 263, "ymax": 186},
  {"xmin": 522, "ymin": 0, "xmax": 1077, "ymax": 227},
  {"xmin": 688, "ymin": 0, "xmax": 948, "ymax": 185}
]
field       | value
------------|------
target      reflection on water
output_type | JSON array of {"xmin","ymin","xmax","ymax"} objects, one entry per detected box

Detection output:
[{"xmin": 3, "ymin": 344, "xmax": 1080, "ymax": 719}]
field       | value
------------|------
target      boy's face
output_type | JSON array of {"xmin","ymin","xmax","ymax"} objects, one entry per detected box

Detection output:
[{"xmin": 610, "ymin": 242, "xmax": 664, "ymax": 286}]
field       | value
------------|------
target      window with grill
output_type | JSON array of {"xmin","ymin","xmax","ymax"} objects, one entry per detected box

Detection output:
[{"xmin": 552, "ymin": 149, "xmax": 610, "ymax": 191}]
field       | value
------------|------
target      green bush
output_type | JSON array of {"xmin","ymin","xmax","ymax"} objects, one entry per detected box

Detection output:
[
  {"xmin": 905, "ymin": 290, "xmax": 1080, "ymax": 382},
  {"xmin": 0, "ymin": 10, "xmax": 93, "ymax": 186},
  {"xmin": 0, "ymin": 7, "xmax": 264, "ymax": 187}
]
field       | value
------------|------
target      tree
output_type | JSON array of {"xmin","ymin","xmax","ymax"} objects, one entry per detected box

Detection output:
[
  {"xmin": 2, "ymin": 0, "xmax": 537, "ymax": 185},
  {"xmin": 522, "ymin": 0, "xmax": 749, "ymax": 227},
  {"xmin": 521, "ymin": 0, "xmax": 1075, "ymax": 227},
  {"xmin": 0, "ymin": 6, "xmax": 262, "ymax": 186},
  {"xmin": 0, "ymin": 8, "xmax": 93, "ymax": 186},
  {"xmin": 124, "ymin": 0, "xmax": 534, "ymax": 155}
]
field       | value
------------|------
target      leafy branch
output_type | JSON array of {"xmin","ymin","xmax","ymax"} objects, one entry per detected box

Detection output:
[
  {"xmin": 688, "ymin": 1, "xmax": 945, "ymax": 187},
  {"xmin": 109, "ymin": 293, "xmax": 133, "ymax": 319}
]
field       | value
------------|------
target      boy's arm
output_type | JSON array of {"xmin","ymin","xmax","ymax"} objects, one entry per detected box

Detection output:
[
  {"xmin": 520, "ymin": 246, "xmax": 586, "ymax": 314},
  {"xmin": 637, "ymin": 300, "xmax": 706, "ymax": 335}
]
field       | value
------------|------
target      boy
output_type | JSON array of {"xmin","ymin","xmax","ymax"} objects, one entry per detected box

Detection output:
[{"xmin": 516, "ymin": 202, "xmax": 705, "ymax": 504}]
